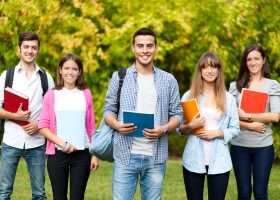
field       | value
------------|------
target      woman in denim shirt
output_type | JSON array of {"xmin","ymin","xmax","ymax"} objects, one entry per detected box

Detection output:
[{"xmin": 177, "ymin": 52, "xmax": 240, "ymax": 200}]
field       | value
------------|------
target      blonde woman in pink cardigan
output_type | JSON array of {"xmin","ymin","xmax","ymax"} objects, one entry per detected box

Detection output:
[{"xmin": 38, "ymin": 54, "xmax": 99, "ymax": 200}]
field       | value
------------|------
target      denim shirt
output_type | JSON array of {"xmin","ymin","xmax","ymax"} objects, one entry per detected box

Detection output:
[
  {"xmin": 177, "ymin": 91, "xmax": 240, "ymax": 174},
  {"xmin": 103, "ymin": 64, "xmax": 183, "ymax": 165}
]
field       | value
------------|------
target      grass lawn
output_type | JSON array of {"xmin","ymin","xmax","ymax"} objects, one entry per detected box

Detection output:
[{"xmin": 2, "ymin": 157, "xmax": 280, "ymax": 199}]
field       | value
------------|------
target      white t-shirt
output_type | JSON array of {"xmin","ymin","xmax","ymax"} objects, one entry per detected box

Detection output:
[
  {"xmin": 131, "ymin": 73, "xmax": 157, "ymax": 156},
  {"xmin": 201, "ymin": 107, "xmax": 221, "ymax": 165},
  {"xmin": 54, "ymin": 87, "xmax": 90, "ymax": 148}
]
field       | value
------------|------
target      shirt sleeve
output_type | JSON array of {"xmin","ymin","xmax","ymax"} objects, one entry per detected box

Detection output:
[
  {"xmin": 176, "ymin": 91, "xmax": 189, "ymax": 136},
  {"xmin": 168, "ymin": 76, "xmax": 184, "ymax": 124},
  {"xmin": 103, "ymin": 71, "xmax": 119, "ymax": 118},
  {"xmin": 221, "ymin": 93, "xmax": 240, "ymax": 144},
  {"xmin": 269, "ymin": 80, "xmax": 280, "ymax": 113},
  {"xmin": 0, "ymin": 70, "xmax": 7, "ymax": 107},
  {"xmin": 38, "ymin": 90, "xmax": 52, "ymax": 129},
  {"xmin": 228, "ymin": 81, "xmax": 238, "ymax": 104}
]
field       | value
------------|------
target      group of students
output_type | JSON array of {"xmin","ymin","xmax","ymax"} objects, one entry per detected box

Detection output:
[{"xmin": 0, "ymin": 28, "xmax": 279, "ymax": 200}]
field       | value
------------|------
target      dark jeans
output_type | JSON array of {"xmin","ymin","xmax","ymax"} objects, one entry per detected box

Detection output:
[
  {"xmin": 230, "ymin": 145, "xmax": 274, "ymax": 200},
  {"xmin": 182, "ymin": 166, "xmax": 229, "ymax": 200},
  {"xmin": 47, "ymin": 149, "xmax": 91, "ymax": 200}
]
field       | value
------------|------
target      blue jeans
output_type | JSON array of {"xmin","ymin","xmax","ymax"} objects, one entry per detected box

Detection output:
[
  {"xmin": 0, "ymin": 143, "xmax": 47, "ymax": 200},
  {"xmin": 112, "ymin": 154, "xmax": 166, "ymax": 200},
  {"xmin": 230, "ymin": 145, "xmax": 274, "ymax": 200}
]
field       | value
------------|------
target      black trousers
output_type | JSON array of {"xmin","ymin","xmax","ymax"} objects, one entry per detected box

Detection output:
[
  {"xmin": 182, "ymin": 166, "xmax": 229, "ymax": 200},
  {"xmin": 47, "ymin": 149, "xmax": 91, "ymax": 200}
]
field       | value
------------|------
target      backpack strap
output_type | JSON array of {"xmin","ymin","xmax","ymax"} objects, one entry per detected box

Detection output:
[
  {"xmin": 38, "ymin": 69, "xmax": 48, "ymax": 96},
  {"xmin": 5, "ymin": 67, "xmax": 15, "ymax": 88},
  {"xmin": 1, "ymin": 67, "xmax": 15, "ymax": 133},
  {"xmin": 117, "ymin": 68, "xmax": 127, "ymax": 114}
]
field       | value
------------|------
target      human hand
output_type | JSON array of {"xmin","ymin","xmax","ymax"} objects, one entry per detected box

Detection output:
[
  {"xmin": 143, "ymin": 125, "xmax": 164, "ymax": 140},
  {"xmin": 189, "ymin": 113, "xmax": 205, "ymax": 129},
  {"xmin": 22, "ymin": 121, "xmax": 38, "ymax": 135},
  {"xmin": 196, "ymin": 130, "xmax": 222, "ymax": 140},
  {"xmin": 117, "ymin": 121, "xmax": 137, "ymax": 135},
  {"xmin": 248, "ymin": 122, "xmax": 266, "ymax": 133},
  {"xmin": 63, "ymin": 142, "xmax": 77, "ymax": 154},
  {"xmin": 90, "ymin": 156, "xmax": 99, "ymax": 171},
  {"xmin": 15, "ymin": 103, "xmax": 31, "ymax": 121}
]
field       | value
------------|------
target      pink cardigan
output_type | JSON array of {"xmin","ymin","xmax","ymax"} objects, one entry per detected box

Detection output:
[{"xmin": 38, "ymin": 89, "xmax": 96, "ymax": 155}]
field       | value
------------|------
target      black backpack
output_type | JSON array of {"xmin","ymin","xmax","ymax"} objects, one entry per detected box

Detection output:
[{"xmin": 0, "ymin": 67, "xmax": 48, "ymax": 131}]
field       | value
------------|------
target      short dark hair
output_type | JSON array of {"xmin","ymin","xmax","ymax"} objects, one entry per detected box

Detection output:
[
  {"xmin": 54, "ymin": 54, "xmax": 85, "ymax": 90},
  {"xmin": 236, "ymin": 44, "xmax": 270, "ymax": 92},
  {"xmin": 132, "ymin": 28, "xmax": 157, "ymax": 45},
  {"xmin": 18, "ymin": 31, "xmax": 41, "ymax": 47}
]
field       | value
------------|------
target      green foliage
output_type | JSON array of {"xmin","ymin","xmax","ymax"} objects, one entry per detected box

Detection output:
[{"xmin": 1, "ymin": 0, "xmax": 280, "ymax": 157}]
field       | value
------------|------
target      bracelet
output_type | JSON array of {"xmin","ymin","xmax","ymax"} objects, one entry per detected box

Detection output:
[
  {"xmin": 61, "ymin": 142, "xmax": 67, "ymax": 151},
  {"xmin": 248, "ymin": 114, "xmax": 251, "ymax": 121},
  {"xmin": 163, "ymin": 125, "xmax": 168, "ymax": 135},
  {"xmin": 62, "ymin": 142, "xmax": 71, "ymax": 153}
]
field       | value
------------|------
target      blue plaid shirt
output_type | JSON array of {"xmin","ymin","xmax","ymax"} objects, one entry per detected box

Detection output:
[{"xmin": 103, "ymin": 64, "xmax": 183, "ymax": 165}]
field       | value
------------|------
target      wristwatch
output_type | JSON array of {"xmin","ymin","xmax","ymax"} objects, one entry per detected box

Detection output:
[{"xmin": 163, "ymin": 125, "xmax": 168, "ymax": 135}]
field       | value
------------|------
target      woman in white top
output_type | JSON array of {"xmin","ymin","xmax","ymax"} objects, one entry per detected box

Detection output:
[
  {"xmin": 177, "ymin": 52, "xmax": 239, "ymax": 200},
  {"xmin": 38, "ymin": 54, "xmax": 99, "ymax": 200}
]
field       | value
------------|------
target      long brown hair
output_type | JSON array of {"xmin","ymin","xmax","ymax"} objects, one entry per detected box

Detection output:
[
  {"xmin": 188, "ymin": 52, "xmax": 227, "ymax": 114},
  {"xmin": 54, "ymin": 54, "xmax": 85, "ymax": 90},
  {"xmin": 236, "ymin": 44, "xmax": 270, "ymax": 92}
]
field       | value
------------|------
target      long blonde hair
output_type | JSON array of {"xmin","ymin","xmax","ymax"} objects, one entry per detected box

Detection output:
[{"xmin": 188, "ymin": 52, "xmax": 227, "ymax": 114}]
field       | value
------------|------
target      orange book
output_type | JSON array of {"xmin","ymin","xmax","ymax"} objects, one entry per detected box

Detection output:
[
  {"xmin": 181, "ymin": 99, "xmax": 205, "ymax": 135},
  {"xmin": 239, "ymin": 88, "xmax": 268, "ymax": 122},
  {"xmin": 4, "ymin": 87, "xmax": 29, "ymax": 126}
]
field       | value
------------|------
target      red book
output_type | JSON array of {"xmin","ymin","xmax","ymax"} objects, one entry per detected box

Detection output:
[
  {"xmin": 4, "ymin": 87, "xmax": 29, "ymax": 126},
  {"xmin": 239, "ymin": 88, "xmax": 268, "ymax": 122}
]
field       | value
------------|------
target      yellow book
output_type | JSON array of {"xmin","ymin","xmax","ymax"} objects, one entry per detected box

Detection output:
[{"xmin": 181, "ymin": 99, "xmax": 205, "ymax": 135}]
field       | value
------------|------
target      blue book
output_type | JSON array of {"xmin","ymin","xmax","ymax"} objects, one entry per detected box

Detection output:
[
  {"xmin": 123, "ymin": 110, "xmax": 154, "ymax": 137},
  {"xmin": 57, "ymin": 110, "xmax": 86, "ymax": 150}
]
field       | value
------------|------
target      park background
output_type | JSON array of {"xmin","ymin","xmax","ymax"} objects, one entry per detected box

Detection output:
[{"xmin": 0, "ymin": 0, "xmax": 280, "ymax": 199}]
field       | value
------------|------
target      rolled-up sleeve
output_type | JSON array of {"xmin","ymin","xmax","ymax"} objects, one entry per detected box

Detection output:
[
  {"xmin": 221, "ymin": 94, "xmax": 240, "ymax": 144},
  {"xmin": 169, "ymin": 77, "xmax": 184, "ymax": 124},
  {"xmin": 103, "ymin": 72, "xmax": 119, "ymax": 118}
]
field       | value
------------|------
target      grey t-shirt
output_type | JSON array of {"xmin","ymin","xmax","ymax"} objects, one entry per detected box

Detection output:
[{"xmin": 229, "ymin": 79, "xmax": 280, "ymax": 147}]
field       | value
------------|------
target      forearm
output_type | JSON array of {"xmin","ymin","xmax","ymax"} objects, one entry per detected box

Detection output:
[
  {"xmin": 104, "ymin": 114, "xmax": 119, "ymax": 131},
  {"xmin": 165, "ymin": 118, "xmax": 180, "ymax": 132},
  {"xmin": 0, "ymin": 107, "xmax": 19, "ymax": 120},
  {"xmin": 239, "ymin": 120, "xmax": 250, "ymax": 130},
  {"xmin": 240, "ymin": 112, "xmax": 279, "ymax": 123},
  {"xmin": 39, "ymin": 128, "xmax": 65, "ymax": 148},
  {"xmin": 179, "ymin": 123, "xmax": 194, "ymax": 135}
]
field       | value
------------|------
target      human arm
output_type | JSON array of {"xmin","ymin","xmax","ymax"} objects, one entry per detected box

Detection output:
[
  {"xmin": 90, "ymin": 156, "xmax": 99, "ymax": 171},
  {"xmin": 39, "ymin": 127, "xmax": 77, "ymax": 153},
  {"xmin": 238, "ymin": 108, "xmax": 279, "ymax": 123},
  {"xmin": 143, "ymin": 118, "xmax": 180, "ymax": 139},
  {"xmin": 104, "ymin": 114, "xmax": 136, "ymax": 135},
  {"xmin": 0, "ymin": 104, "xmax": 31, "ymax": 122},
  {"xmin": 179, "ymin": 113, "xmax": 205, "ymax": 135},
  {"xmin": 239, "ymin": 120, "xmax": 266, "ymax": 133}
]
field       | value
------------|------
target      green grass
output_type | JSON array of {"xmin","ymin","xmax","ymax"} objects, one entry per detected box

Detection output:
[{"xmin": 3, "ymin": 157, "xmax": 280, "ymax": 199}]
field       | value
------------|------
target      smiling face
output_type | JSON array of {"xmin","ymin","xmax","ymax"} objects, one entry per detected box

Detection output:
[
  {"xmin": 201, "ymin": 61, "xmax": 219, "ymax": 83},
  {"xmin": 59, "ymin": 60, "xmax": 81, "ymax": 89},
  {"xmin": 246, "ymin": 50, "xmax": 266, "ymax": 76},
  {"xmin": 17, "ymin": 40, "xmax": 39, "ymax": 65},
  {"xmin": 132, "ymin": 35, "xmax": 157, "ymax": 68}
]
